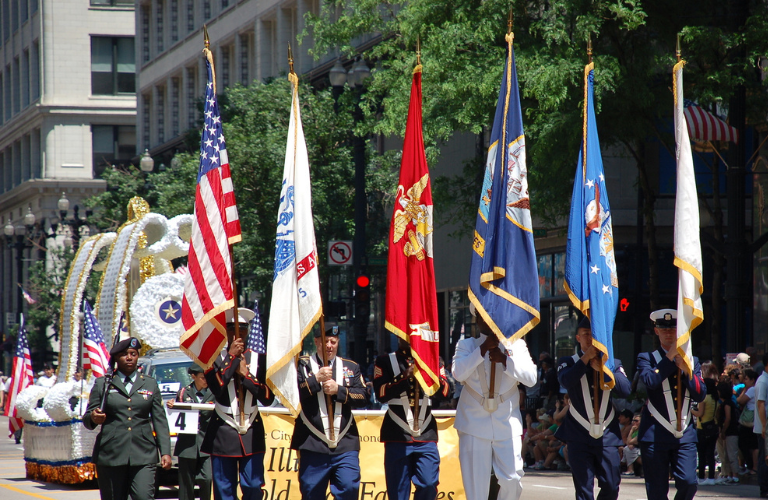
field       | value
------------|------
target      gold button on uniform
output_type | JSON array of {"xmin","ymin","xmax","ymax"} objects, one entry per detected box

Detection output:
[
  {"xmin": 127, "ymin": 398, "xmax": 131, "ymax": 402},
  {"xmin": 128, "ymin": 417, "xmax": 132, "ymax": 421},
  {"xmin": 128, "ymin": 427, "xmax": 132, "ymax": 431}
]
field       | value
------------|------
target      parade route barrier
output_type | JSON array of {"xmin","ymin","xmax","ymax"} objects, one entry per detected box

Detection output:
[{"xmin": 259, "ymin": 408, "xmax": 463, "ymax": 500}]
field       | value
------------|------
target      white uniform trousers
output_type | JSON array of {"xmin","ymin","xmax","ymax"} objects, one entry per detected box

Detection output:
[{"xmin": 458, "ymin": 431, "xmax": 524, "ymax": 500}]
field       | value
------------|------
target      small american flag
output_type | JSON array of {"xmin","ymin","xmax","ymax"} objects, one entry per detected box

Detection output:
[
  {"xmin": 19, "ymin": 284, "xmax": 36, "ymax": 305},
  {"xmin": 684, "ymin": 100, "xmax": 738, "ymax": 144},
  {"xmin": 180, "ymin": 49, "xmax": 241, "ymax": 369},
  {"xmin": 6, "ymin": 315, "xmax": 33, "ymax": 437},
  {"xmin": 246, "ymin": 301, "xmax": 266, "ymax": 354},
  {"xmin": 83, "ymin": 301, "xmax": 110, "ymax": 378}
]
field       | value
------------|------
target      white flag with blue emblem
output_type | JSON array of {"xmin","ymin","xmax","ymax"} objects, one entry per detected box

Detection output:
[{"xmin": 266, "ymin": 73, "xmax": 323, "ymax": 416}]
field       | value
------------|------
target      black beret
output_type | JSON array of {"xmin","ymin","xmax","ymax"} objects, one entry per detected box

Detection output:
[
  {"xmin": 110, "ymin": 337, "xmax": 141, "ymax": 355},
  {"xmin": 315, "ymin": 323, "xmax": 340, "ymax": 338}
]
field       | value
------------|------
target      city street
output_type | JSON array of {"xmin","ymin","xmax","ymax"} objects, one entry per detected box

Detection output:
[{"xmin": 0, "ymin": 416, "xmax": 762, "ymax": 500}]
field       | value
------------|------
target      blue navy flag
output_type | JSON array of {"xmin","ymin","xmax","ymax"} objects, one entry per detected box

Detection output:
[
  {"xmin": 247, "ymin": 301, "xmax": 266, "ymax": 354},
  {"xmin": 83, "ymin": 301, "xmax": 110, "ymax": 378},
  {"xmin": 564, "ymin": 63, "xmax": 618, "ymax": 389},
  {"xmin": 468, "ymin": 32, "xmax": 540, "ymax": 346}
]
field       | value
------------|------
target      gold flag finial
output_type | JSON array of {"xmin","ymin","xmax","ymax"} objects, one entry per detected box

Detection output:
[
  {"xmin": 288, "ymin": 43, "xmax": 295, "ymax": 75},
  {"xmin": 508, "ymin": 8, "xmax": 513, "ymax": 35},
  {"xmin": 204, "ymin": 25, "xmax": 210, "ymax": 50},
  {"xmin": 676, "ymin": 34, "xmax": 681, "ymax": 62},
  {"xmin": 416, "ymin": 35, "xmax": 421, "ymax": 66},
  {"xmin": 587, "ymin": 34, "xmax": 593, "ymax": 64}
]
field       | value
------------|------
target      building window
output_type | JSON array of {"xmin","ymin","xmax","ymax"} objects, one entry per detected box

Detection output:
[
  {"xmin": 12, "ymin": 141, "xmax": 21, "ymax": 188},
  {"xmin": 90, "ymin": 0, "xmax": 134, "ymax": 5},
  {"xmin": 186, "ymin": 67, "xmax": 196, "ymax": 129},
  {"xmin": 203, "ymin": 0, "xmax": 211, "ymax": 20},
  {"xmin": 171, "ymin": 77, "xmax": 180, "ymax": 137},
  {"xmin": 31, "ymin": 128, "xmax": 41, "ymax": 178},
  {"xmin": 92, "ymin": 125, "xmax": 137, "ymax": 178},
  {"xmin": 4, "ymin": 65, "xmax": 10, "ymax": 120},
  {"xmin": 240, "ymin": 34, "xmax": 249, "ymax": 85},
  {"xmin": 2, "ymin": 1, "xmax": 10, "ymax": 41},
  {"xmin": 91, "ymin": 36, "xmax": 135, "ymax": 95},
  {"xmin": 156, "ymin": 0, "xmax": 164, "ymax": 54},
  {"xmin": 20, "ymin": 0, "xmax": 27, "ymax": 23},
  {"xmin": 157, "ymin": 87, "xmax": 165, "ymax": 143},
  {"xmin": 186, "ymin": 0, "xmax": 194, "ymax": 33},
  {"xmin": 11, "ymin": 0, "xmax": 18, "ymax": 34},
  {"xmin": 170, "ymin": 0, "xmax": 178, "ymax": 43},
  {"xmin": 221, "ymin": 47, "xmax": 230, "ymax": 89},
  {"xmin": 222, "ymin": 0, "xmax": 229, "ymax": 8},
  {"xmin": 21, "ymin": 49, "xmax": 28, "ymax": 108},
  {"xmin": 537, "ymin": 252, "xmax": 566, "ymax": 298},
  {"xmin": 142, "ymin": 94, "xmax": 150, "ymax": 150},
  {"xmin": 21, "ymin": 134, "xmax": 30, "ymax": 181},
  {"xmin": 31, "ymin": 0, "xmax": 38, "ymax": 14},
  {"xmin": 30, "ymin": 40, "xmax": 39, "ymax": 101},
  {"xmin": 13, "ymin": 57, "xmax": 20, "ymax": 114},
  {"xmin": 142, "ymin": 6, "xmax": 150, "ymax": 63}
]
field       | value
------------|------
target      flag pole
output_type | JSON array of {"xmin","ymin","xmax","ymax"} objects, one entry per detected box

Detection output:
[
  {"xmin": 204, "ymin": 25, "xmax": 245, "ymax": 428},
  {"xmin": 585, "ymin": 36, "xmax": 600, "ymax": 421},
  {"xmin": 487, "ymin": 11, "xmax": 516, "ymax": 409},
  {"xmin": 410, "ymin": 39, "xmax": 423, "ymax": 431},
  {"xmin": 288, "ymin": 41, "xmax": 335, "ymax": 440},
  {"xmin": 675, "ymin": 34, "xmax": 683, "ymax": 432}
]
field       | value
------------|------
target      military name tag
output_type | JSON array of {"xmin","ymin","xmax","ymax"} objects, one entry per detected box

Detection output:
[{"xmin": 166, "ymin": 408, "xmax": 199, "ymax": 434}]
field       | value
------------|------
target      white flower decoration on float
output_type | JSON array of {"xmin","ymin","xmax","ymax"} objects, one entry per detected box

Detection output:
[
  {"xmin": 130, "ymin": 272, "xmax": 186, "ymax": 348},
  {"xmin": 57, "ymin": 233, "xmax": 117, "ymax": 383},
  {"xmin": 15, "ymin": 386, "xmax": 52, "ymax": 422},
  {"xmin": 43, "ymin": 381, "xmax": 90, "ymax": 421},
  {"xmin": 96, "ymin": 213, "xmax": 168, "ymax": 347}
]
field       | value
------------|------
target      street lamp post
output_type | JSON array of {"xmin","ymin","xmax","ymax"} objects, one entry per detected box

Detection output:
[
  {"xmin": 58, "ymin": 193, "xmax": 93, "ymax": 251},
  {"xmin": 4, "ymin": 210, "xmax": 36, "ymax": 356},
  {"xmin": 330, "ymin": 57, "xmax": 371, "ymax": 364}
]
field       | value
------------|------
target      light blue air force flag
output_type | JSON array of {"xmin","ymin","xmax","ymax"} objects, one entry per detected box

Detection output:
[
  {"xmin": 468, "ymin": 34, "xmax": 540, "ymax": 347},
  {"xmin": 564, "ymin": 64, "xmax": 617, "ymax": 389}
]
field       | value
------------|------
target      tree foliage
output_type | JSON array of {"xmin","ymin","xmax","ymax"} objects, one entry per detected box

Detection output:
[
  {"xmin": 306, "ymin": 0, "xmax": 768, "ymax": 230},
  {"xmin": 86, "ymin": 77, "xmax": 397, "ymax": 297}
]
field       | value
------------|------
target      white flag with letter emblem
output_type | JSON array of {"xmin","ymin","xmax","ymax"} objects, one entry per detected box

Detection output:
[
  {"xmin": 673, "ymin": 59, "xmax": 703, "ymax": 377},
  {"xmin": 266, "ymin": 72, "xmax": 323, "ymax": 416}
]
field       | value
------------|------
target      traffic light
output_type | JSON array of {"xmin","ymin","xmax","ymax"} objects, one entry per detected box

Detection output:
[{"xmin": 355, "ymin": 273, "xmax": 370, "ymax": 321}]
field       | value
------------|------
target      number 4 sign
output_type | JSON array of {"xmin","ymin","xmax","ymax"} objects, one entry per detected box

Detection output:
[{"xmin": 165, "ymin": 407, "xmax": 200, "ymax": 434}]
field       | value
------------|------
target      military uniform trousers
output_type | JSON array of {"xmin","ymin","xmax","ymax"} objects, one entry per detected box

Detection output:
[
  {"xmin": 458, "ymin": 432, "xmax": 524, "ymax": 500},
  {"xmin": 638, "ymin": 441, "xmax": 697, "ymax": 500},
  {"xmin": 211, "ymin": 454, "xmax": 265, "ymax": 500},
  {"xmin": 96, "ymin": 464, "xmax": 156, "ymax": 500},
  {"xmin": 178, "ymin": 456, "xmax": 211, "ymax": 500},
  {"xmin": 384, "ymin": 441, "xmax": 440, "ymax": 500},
  {"xmin": 566, "ymin": 440, "xmax": 620, "ymax": 500},
  {"xmin": 298, "ymin": 450, "xmax": 360, "ymax": 500}
]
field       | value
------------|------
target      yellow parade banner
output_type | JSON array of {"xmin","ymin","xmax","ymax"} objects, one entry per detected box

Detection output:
[{"xmin": 260, "ymin": 409, "xmax": 464, "ymax": 500}]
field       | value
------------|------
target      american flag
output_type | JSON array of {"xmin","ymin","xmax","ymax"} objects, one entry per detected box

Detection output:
[
  {"xmin": 684, "ymin": 99, "xmax": 739, "ymax": 144},
  {"xmin": 19, "ymin": 284, "xmax": 36, "ymax": 305},
  {"xmin": 83, "ymin": 301, "xmax": 110, "ymax": 378},
  {"xmin": 246, "ymin": 301, "xmax": 266, "ymax": 354},
  {"xmin": 6, "ymin": 316, "xmax": 33, "ymax": 437},
  {"xmin": 180, "ymin": 50, "xmax": 240, "ymax": 369}
]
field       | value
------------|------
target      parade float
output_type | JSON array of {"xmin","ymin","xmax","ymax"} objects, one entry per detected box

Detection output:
[{"xmin": 16, "ymin": 197, "xmax": 192, "ymax": 484}]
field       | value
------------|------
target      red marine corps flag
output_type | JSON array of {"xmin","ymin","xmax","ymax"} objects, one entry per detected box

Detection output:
[{"xmin": 384, "ymin": 62, "xmax": 440, "ymax": 396}]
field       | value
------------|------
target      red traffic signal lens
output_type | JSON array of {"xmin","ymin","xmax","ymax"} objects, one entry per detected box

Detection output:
[{"xmin": 356, "ymin": 275, "xmax": 370, "ymax": 288}]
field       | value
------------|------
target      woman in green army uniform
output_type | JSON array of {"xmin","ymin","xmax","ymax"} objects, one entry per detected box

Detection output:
[{"xmin": 83, "ymin": 337, "xmax": 172, "ymax": 500}]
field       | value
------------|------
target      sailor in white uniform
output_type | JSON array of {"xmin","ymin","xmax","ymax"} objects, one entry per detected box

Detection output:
[{"xmin": 452, "ymin": 307, "xmax": 537, "ymax": 500}]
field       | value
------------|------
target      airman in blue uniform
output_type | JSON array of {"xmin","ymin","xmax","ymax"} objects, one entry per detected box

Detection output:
[
  {"xmin": 636, "ymin": 309, "xmax": 706, "ymax": 500},
  {"xmin": 555, "ymin": 317, "xmax": 631, "ymax": 500}
]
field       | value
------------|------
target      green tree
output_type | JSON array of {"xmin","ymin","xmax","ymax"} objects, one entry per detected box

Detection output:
[{"xmin": 86, "ymin": 77, "xmax": 397, "ymax": 298}]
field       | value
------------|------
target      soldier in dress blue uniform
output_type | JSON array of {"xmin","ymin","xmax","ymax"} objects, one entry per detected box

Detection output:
[
  {"xmin": 166, "ymin": 364, "xmax": 215, "ymax": 500},
  {"xmin": 202, "ymin": 309, "xmax": 274, "ymax": 500},
  {"xmin": 555, "ymin": 317, "xmax": 631, "ymax": 500},
  {"xmin": 636, "ymin": 309, "xmax": 706, "ymax": 500},
  {"xmin": 291, "ymin": 324, "xmax": 368, "ymax": 500},
  {"xmin": 373, "ymin": 337, "xmax": 451, "ymax": 500}
]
